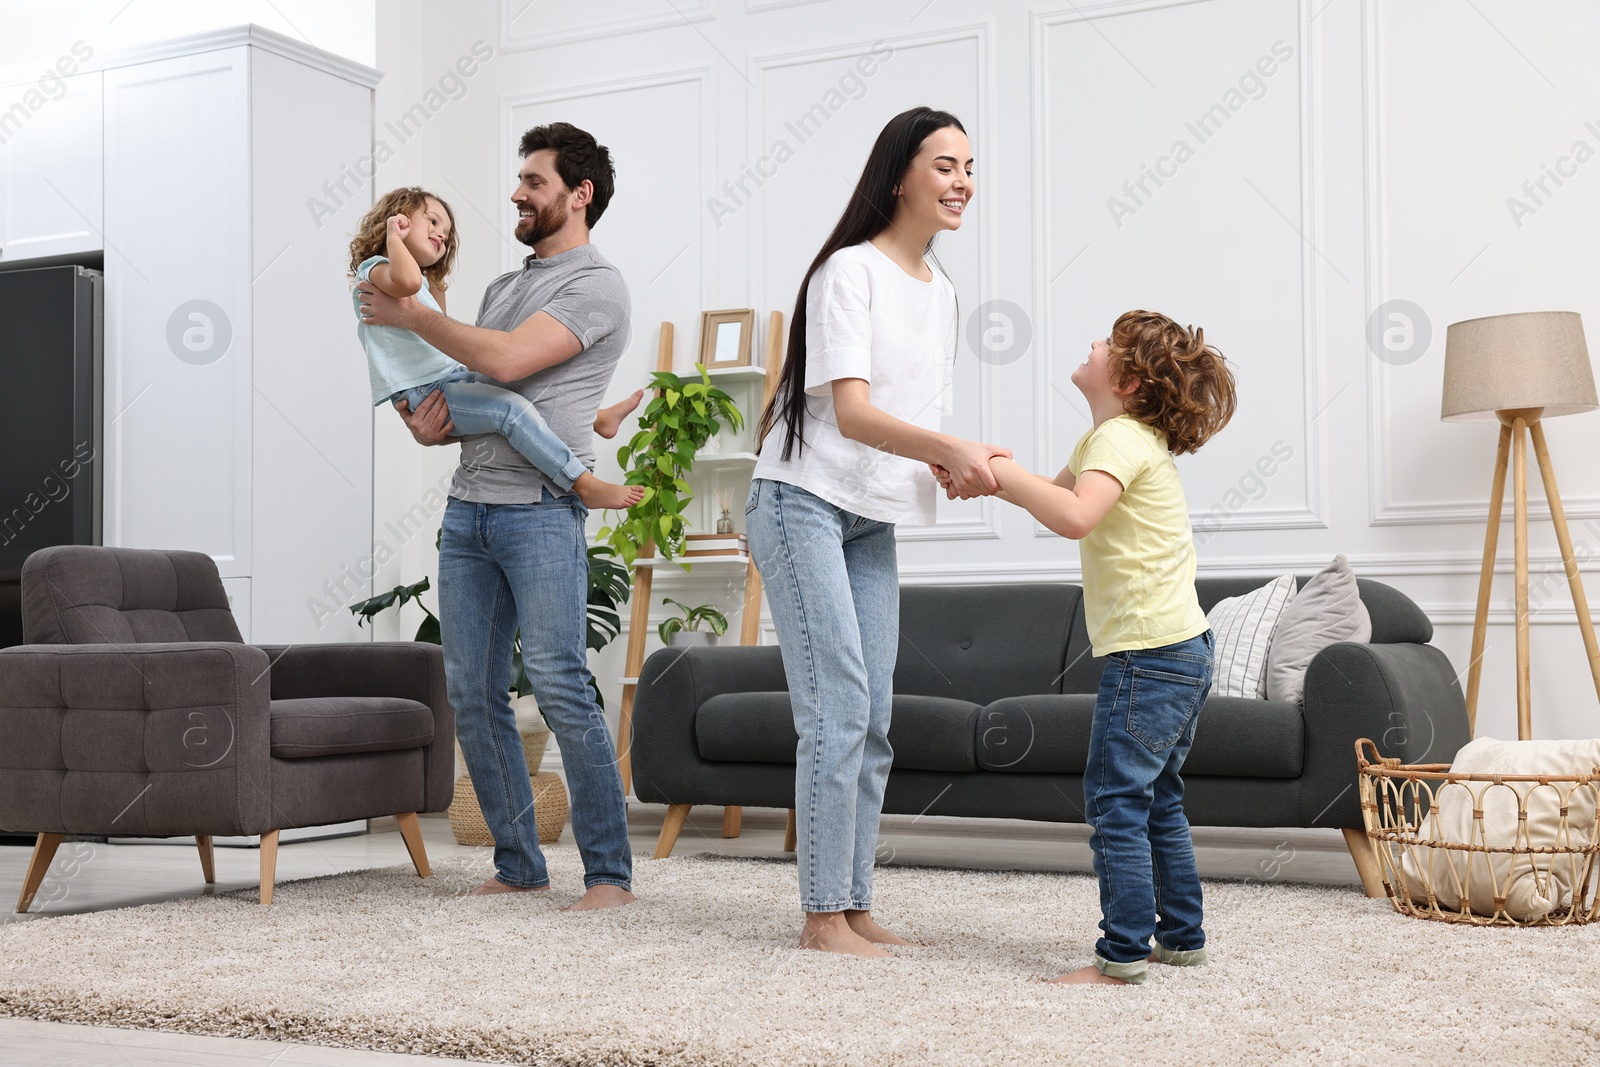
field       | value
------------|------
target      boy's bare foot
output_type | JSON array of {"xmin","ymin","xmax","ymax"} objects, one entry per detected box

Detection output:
[
  {"xmin": 844, "ymin": 909, "xmax": 919, "ymax": 946},
  {"xmin": 573, "ymin": 471, "xmax": 645, "ymax": 510},
  {"xmin": 800, "ymin": 913, "xmax": 892, "ymax": 957},
  {"xmin": 1049, "ymin": 965, "xmax": 1130, "ymax": 985},
  {"xmin": 467, "ymin": 876, "xmax": 550, "ymax": 896},
  {"xmin": 594, "ymin": 389, "xmax": 645, "ymax": 439},
  {"xmin": 563, "ymin": 884, "xmax": 635, "ymax": 911}
]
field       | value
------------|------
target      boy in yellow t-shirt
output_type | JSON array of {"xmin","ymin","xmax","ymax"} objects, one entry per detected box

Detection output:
[{"xmin": 938, "ymin": 310, "xmax": 1235, "ymax": 986}]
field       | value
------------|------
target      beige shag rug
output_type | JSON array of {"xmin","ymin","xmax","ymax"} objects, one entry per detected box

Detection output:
[{"xmin": 0, "ymin": 851, "xmax": 1596, "ymax": 1065}]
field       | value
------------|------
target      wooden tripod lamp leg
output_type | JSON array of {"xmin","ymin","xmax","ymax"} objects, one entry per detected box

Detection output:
[
  {"xmin": 1466, "ymin": 422, "xmax": 1512, "ymax": 734},
  {"xmin": 1529, "ymin": 420, "xmax": 1600, "ymax": 706},
  {"xmin": 1512, "ymin": 416, "xmax": 1532, "ymax": 740}
]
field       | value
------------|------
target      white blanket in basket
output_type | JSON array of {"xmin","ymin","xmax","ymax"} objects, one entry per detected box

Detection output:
[{"xmin": 1398, "ymin": 737, "xmax": 1600, "ymax": 921}]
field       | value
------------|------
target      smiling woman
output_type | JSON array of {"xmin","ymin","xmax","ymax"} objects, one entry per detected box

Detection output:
[{"xmin": 745, "ymin": 107, "xmax": 1014, "ymax": 959}]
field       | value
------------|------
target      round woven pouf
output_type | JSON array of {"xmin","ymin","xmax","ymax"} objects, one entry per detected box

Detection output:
[{"xmin": 448, "ymin": 771, "xmax": 570, "ymax": 846}]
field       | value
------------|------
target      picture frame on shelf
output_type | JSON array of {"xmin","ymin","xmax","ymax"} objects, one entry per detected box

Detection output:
[{"xmin": 699, "ymin": 308, "xmax": 756, "ymax": 368}]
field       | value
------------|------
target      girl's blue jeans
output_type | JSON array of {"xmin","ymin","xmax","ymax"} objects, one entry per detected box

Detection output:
[
  {"xmin": 395, "ymin": 370, "xmax": 586, "ymax": 491},
  {"xmin": 1085, "ymin": 630, "xmax": 1215, "ymax": 983}
]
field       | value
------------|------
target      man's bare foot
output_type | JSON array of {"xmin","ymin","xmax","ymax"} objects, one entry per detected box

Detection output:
[
  {"xmin": 563, "ymin": 884, "xmax": 636, "ymax": 911},
  {"xmin": 1049, "ymin": 964, "xmax": 1130, "ymax": 985},
  {"xmin": 467, "ymin": 876, "xmax": 549, "ymax": 896},
  {"xmin": 844, "ymin": 909, "xmax": 919, "ymax": 946},
  {"xmin": 799, "ymin": 913, "xmax": 892, "ymax": 957},
  {"xmin": 594, "ymin": 389, "xmax": 645, "ymax": 439},
  {"xmin": 572, "ymin": 471, "xmax": 645, "ymax": 510}
]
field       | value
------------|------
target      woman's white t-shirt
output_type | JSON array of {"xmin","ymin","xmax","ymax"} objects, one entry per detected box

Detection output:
[{"xmin": 752, "ymin": 241, "xmax": 957, "ymax": 526}]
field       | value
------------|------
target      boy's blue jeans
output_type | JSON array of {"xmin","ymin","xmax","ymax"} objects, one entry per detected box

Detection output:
[
  {"xmin": 744, "ymin": 479, "xmax": 899, "ymax": 912},
  {"xmin": 395, "ymin": 370, "xmax": 586, "ymax": 491},
  {"xmin": 1085, "ymin": 630, "xmax": 1214, "ymax": 983},
  {"xmin": 437, "ymin": 493, "xmax": 632, "ymax": 892}
]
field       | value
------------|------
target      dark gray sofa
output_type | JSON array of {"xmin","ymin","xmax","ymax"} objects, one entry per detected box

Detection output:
[{"xmin": 631, "ymin": 578, "xmax": 1472, "ymax": 894}]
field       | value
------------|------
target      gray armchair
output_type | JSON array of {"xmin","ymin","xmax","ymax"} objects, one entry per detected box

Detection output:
[{"xmin": 0, "ymin": 546, "xmax": 454, "ymax": 909}]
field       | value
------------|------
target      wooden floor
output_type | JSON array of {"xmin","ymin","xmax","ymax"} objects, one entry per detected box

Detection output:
[{"xmin": 0, "ymin": 803, "xmax": 1361, "ymax": 1065}]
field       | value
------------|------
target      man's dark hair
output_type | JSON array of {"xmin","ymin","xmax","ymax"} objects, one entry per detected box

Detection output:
[{"xmin": 519, "ymin": 122, "xmax": 615, "ymax": 229}]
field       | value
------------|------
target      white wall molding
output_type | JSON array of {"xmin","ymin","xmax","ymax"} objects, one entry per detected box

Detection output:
[
  {"xmin": 499, "ymin": 0, "xmax": 718, "ymax": 54},
  {"xmin": 1029, "ymin": 0, "xmax": 1328, "ymax": 540},
  {"xmin": 1361, "ymin": 0, "xmax": 1600, "ymax": 528}
]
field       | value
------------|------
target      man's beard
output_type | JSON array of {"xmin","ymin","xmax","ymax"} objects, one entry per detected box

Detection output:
[{"xmin": 514, "ymin": 199, "xmax": 565, "ymax": 248}]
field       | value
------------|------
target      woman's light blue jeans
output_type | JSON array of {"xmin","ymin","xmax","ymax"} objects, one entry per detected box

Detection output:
[
  {"xmin": 1085, "ymin": 630, "xmax": 1215, "ymax": 983},
  {"xmin": 395, "ymin": 370, "xmax": 586, "ymax": 491},
  {"xmin": 437, "ymin": 493, "xmax": 632, "ymax": 892},
  {"xmin": 745, "ymin": 478, "xmax": 899, "ymax": 912}
]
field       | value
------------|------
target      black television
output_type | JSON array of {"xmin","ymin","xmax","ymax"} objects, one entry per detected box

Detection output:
[{"xmin": 0, "ymin": 262, "xmax": 103, "ymax": 647}]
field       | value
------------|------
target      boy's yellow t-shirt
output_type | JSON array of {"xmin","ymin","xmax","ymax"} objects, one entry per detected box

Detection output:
[{"xmin": 1069, "ymin": 414, "xmax": 1209, "ymax": 657}]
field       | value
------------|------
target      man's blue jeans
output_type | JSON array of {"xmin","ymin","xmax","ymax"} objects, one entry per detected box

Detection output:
[
  {"xmin": 1085, "ymin": 630, "xmax": 1214, "ymax": 983},
  {"xmin": 745, "ymin": 478, "xmax": 899, "ymax": 912},
  {"xmin": 438, "ymin": 493, "xmax": 632, "ymax": 891},
  {"xmin": 396, "ymin": 371, "xmax": 587, "ymax": 492}
]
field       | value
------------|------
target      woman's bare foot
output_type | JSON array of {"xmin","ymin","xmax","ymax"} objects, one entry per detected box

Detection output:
[
  {"xmin": 1049, "ymin": 965, "xmax": 1130, "ymax": 985},
  {"xmin": 572, "ymin": 471, "xmax": 644, "ymax": 510},
  {"xmin": 563, "ymin": 884, "xmax": 636, "ymax": 911},
  {"xmin": 594, "ymin": 389, "xmax": 645, "ymax": 439},
  {"xmin": 844, "ymin": 909, "xmax": 919, "ymax": 946},
  {"xmin": 799, "ymin": 912, "xmax": 891, "ymax": 957},
  {"xmin": 467, "ymin": 876, "xmax": 550, "ymax": 897}
]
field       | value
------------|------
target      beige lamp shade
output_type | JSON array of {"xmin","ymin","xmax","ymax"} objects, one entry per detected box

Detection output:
[{"xmin": 1441, "ymin": 311, "xmax": 1596, "ymax": 422}]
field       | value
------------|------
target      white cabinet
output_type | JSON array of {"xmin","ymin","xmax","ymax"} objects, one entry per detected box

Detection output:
[
  {"xmin": 0, "ymin": 71, "xmax": 103, "ymax": 262},
  {"xmin": 7, "ymin": 26, "xmax": 381, "ymax": 645}
]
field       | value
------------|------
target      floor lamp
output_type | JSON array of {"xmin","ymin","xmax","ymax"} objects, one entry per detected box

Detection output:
[{"xmin": 1442, "ymin": 311, "xmax": 1600, "ymax": 739}]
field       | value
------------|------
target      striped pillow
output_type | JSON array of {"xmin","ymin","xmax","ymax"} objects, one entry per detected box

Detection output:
[{"xmin": 1206, "ymin": 574, "xmax": 1297, "ymax": 699}]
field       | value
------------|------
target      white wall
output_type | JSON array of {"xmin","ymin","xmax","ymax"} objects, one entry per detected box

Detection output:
[
  {"xmin": 369, "ymin": 0, "xmax": 1600, "ymax": 745},
  {"xmin": 13, "ymin": 1, "xmax": 1600, "ymax": 746}
]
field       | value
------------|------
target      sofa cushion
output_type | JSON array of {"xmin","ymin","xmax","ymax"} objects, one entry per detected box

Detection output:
[
  {"xmin": 695, "ymin": 692, "xmax": 983, "ymax": 772},
  {"xmin": 975, "ymin": 694, "xmax": 1303, "ymax": 778},
  {"xmin": 894, "ymin": 584, "xmax": 1080, "ymax": 703},
  {"xmin": 269, "ymin": 696, "xmax": 434, "ymax": 759},
  {"xmin": 1266, "ymin": 555, "xmax": 1372, "ymax": 705}
]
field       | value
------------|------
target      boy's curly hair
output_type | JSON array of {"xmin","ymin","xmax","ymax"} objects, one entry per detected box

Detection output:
[
  {"xmin": 347, "ymin": 187, "xmax": 459, "ymax": 291},
  {"xmin": 1108, "ymin": 310, "xmax": 1236, "ymax": 455}
]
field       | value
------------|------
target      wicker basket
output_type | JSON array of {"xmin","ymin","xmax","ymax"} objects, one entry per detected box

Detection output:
[
  {"xmin": 1355, "ymin": 738, "xmax": 1600, "ymax": 926},
  {"xmin": 448, "ymin": 771, "xmax": 570, "ymax": 847}
]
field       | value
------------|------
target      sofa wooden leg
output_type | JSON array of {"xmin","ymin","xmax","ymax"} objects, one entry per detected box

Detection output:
[
  {"xmin": 784, "ymin": 808, "xmax": 797, "ymax": 853},
  {"xmin": 196, "ymin": 835, "xmax": 215, "ymax": 884},
  {"xmin": 1342, "ymin": 827, "xmax": 1385, "ymax": 899},
  {"xmin": 395, "ymin": 812, "xmax": 431, "ymax": 878},
  {"xmin": 16, "ymin": 833, "xmax": 64, "ymax": 913},
  {"xmin": 655, "ymin": 804, "xmax": 691, "ymax": 859},
  {"xmin": 259, "ymin": 830, "xmax": 280, "ymax": 905},
  {"xmin": 722, "ymin": 806, "xmax": 743, "ymax": 839}
]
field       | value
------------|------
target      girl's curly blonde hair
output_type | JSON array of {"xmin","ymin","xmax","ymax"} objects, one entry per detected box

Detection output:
[
  {"xmin": 1108, "ymin": 310, "xmax": 1236, "ymax": 455},
  {"xmin": 347, "ymin": 187, "xmax": 459, "ymax": 291}
]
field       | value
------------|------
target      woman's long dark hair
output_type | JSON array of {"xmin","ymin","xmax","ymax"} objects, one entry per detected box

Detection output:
[{"xmin": 756, "ymin": 106, "xmax": 966, "ymax": 461}]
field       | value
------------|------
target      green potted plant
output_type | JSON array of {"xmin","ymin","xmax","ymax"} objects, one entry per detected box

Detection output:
[
  {"xmin": 657, "ymin": 597, "xmax": 729, "ymax": 647},
  {"xmin": 596, "ymin": 362, "xmax": 743, "ymax": 569}
]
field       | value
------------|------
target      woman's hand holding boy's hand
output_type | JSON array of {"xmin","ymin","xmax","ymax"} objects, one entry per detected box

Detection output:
[{"xmin": 935, "ymin": 440, "xmax": 1013, "ymax": 499}]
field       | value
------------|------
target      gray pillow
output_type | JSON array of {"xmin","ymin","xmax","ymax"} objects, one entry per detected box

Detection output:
[{"xmin": 1265, "ymin": 554, "xmax": 1372, "ymax": 705}]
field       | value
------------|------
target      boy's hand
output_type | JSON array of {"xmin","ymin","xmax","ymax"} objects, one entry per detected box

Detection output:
[
  {"xmin": 387, "ymin": 213, "xmax": 411, "ymax": 238},
  {"xmin": 395, "ymin": 390, "xmax": 456, "ymax": 445}
]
